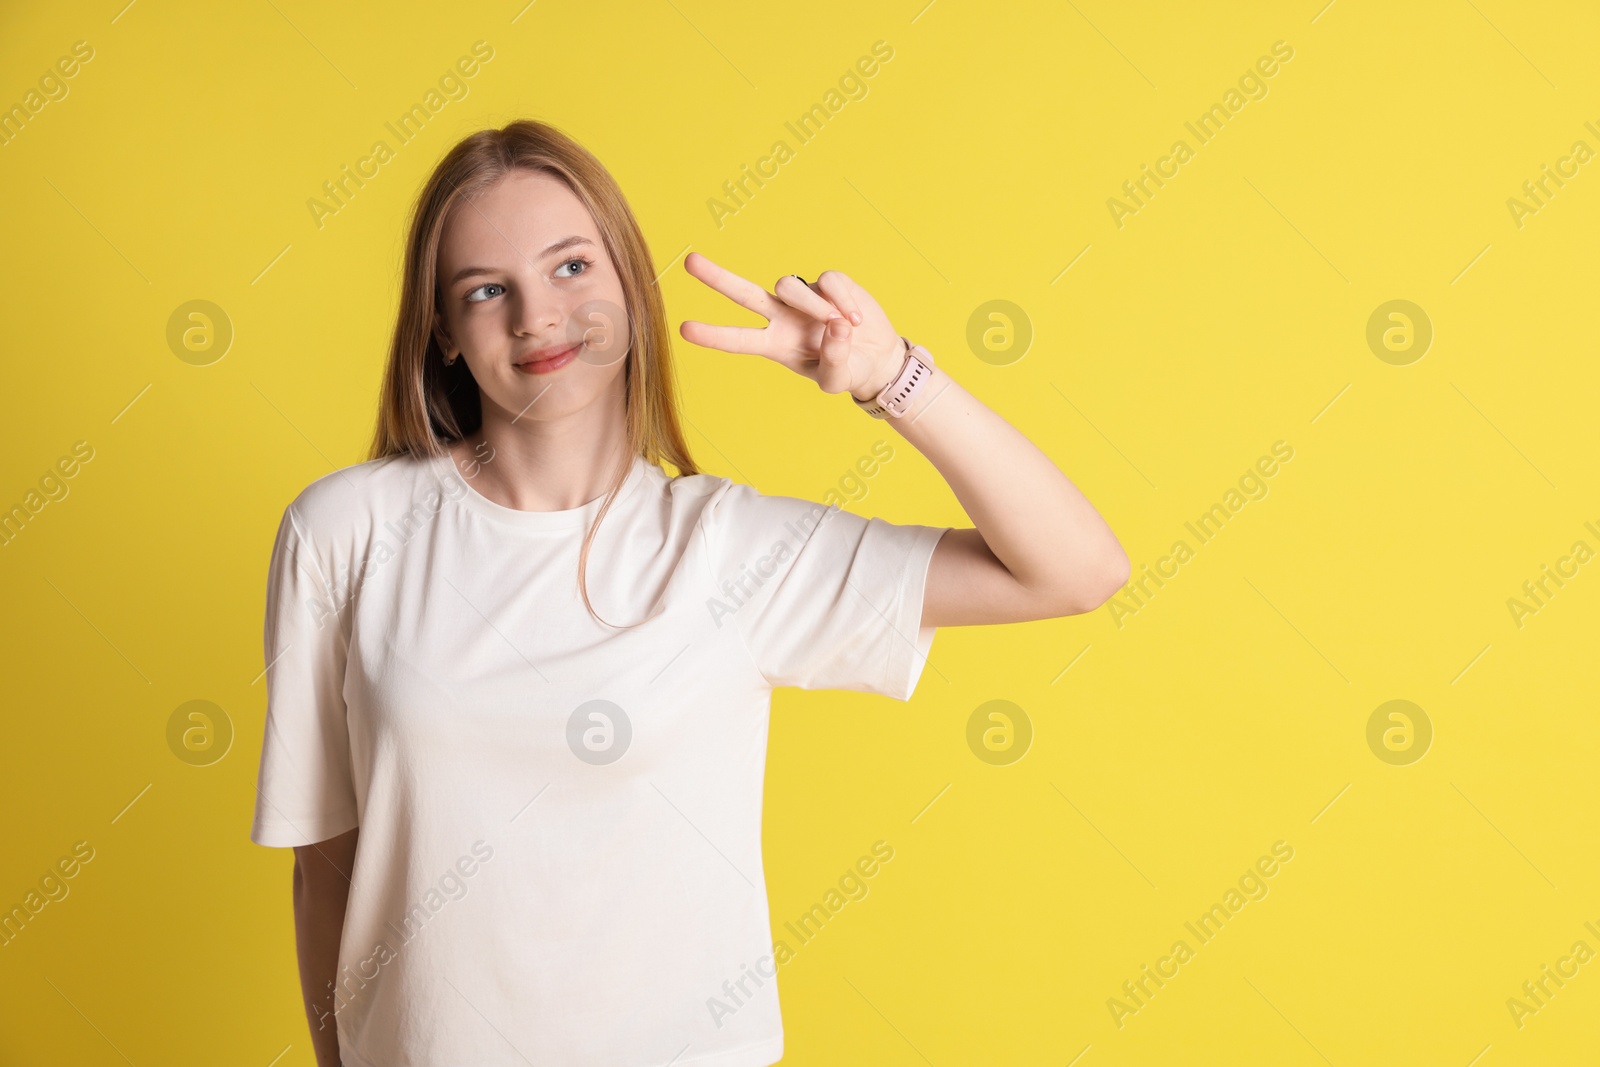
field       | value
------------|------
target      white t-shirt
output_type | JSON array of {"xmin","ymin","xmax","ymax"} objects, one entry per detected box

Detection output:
[{"xmin": 250, "ymin": 448, "xmax": 948, "ymax": 1067}]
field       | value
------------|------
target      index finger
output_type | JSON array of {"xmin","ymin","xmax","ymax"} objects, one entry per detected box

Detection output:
[{"xmin": 683, "ymin": 252, "xmax": 781, "ymax": 321}]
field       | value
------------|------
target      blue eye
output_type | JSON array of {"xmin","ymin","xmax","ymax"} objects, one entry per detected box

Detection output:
[
  {"xmin": 464, "ymin": 258, "xmax": 592, "ymax": 303},
  {"xmin": 557, "ymin": 256, "xmax": 593, "ymax": 278}
]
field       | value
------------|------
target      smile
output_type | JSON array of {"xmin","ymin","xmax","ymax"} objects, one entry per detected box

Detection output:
[{"xmin": 513, "ymin": 343, "xmax": 580, "ymax": 374}]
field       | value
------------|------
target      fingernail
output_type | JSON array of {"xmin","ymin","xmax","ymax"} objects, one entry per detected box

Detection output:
[{"xmin": 850, "ymin": 311, "xmax": 862, "ymax": 325}]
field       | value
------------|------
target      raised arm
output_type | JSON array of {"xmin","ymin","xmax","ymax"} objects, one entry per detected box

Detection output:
[
  {"xmin": 678, "ymin": 253, "xmax": 1129, "ymax": 629},
  {"xmin": 880, "ymin": 358, "xmax": 1129, "ymax": 627}
]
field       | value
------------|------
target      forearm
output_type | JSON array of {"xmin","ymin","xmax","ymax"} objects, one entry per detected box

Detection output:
[
  {"xmin": 882, "ymin": 362, "xmax": 1128, "ymax": 607},
  {"xmin": 293, "ymin": 866, "xmax": 349, "ymax": 1067}
]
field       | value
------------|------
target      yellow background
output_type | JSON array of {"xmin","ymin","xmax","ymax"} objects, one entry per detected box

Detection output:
[{"xmin": 2, "ymin": 0, "xmax": 1597, "ymax": 1063}]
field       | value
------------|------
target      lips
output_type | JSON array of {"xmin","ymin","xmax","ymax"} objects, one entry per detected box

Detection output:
[
  {"xmin": 514, "ymin": 342, "xmax": 580, "ymax": 367},
  {"xmin": 512, "ymin": 342, "xmax": 581, "ymax": 375}
]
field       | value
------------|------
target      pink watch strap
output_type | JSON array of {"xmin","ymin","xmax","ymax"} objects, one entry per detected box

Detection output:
[{"xmin": 853, "ymin": 337, "xmax": 935, "ymax": 419}]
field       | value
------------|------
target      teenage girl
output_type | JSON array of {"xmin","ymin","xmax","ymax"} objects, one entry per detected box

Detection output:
[{"xmin": 251, "ymin": 119, "xmax": 1127, "ymax": 1067}]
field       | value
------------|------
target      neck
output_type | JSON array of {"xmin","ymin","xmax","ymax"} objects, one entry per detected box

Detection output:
[{"xmin": 450, "ymin": 387, "xmax": 632, "ymax": 513}]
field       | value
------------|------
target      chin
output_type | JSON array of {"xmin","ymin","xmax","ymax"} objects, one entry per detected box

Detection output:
[{"xmin": 498, "ymin": 382, "xmax": 611, "ymax": 419}]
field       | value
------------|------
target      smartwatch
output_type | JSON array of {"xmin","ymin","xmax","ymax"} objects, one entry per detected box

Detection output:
[{"xmin": 852, "ymin": 337, "xmax": 935, "ymax": 419}]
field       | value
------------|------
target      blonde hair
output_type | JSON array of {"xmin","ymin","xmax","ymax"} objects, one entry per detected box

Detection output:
[{"xmin": 366, "ymin": 118, "xmax": 699, "ymax": 627}]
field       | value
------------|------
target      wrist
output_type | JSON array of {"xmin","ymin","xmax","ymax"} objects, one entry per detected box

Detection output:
[
  {"xmin": 850, "ymin": 338, "xmax": 937, "ymax": 419},
  {"xmin": 850, "ymin": 337, "xmax": 911, "ymax": 402}
]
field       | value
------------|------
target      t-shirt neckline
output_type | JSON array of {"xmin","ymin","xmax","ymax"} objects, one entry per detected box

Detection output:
[{"xmin": 427, "ymin": 449, "xmax": 650, "ymax": 532}]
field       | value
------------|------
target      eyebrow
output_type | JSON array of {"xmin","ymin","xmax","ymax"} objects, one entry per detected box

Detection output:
[{"xmin": 447, "ymin": 235, "xmax": 595, "ymax": 286}]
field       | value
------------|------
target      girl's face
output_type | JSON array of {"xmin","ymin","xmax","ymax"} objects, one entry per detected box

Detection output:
[{"xmin": 432, "ymin": 170, "xmax": 631, "ymax": 427}]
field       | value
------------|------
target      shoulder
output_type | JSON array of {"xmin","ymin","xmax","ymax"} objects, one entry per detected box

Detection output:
[
  {"xmin": 279, "ymin": 452, "xmax": 434, "ymax": 550},
  {"xmin": 663, "ymin": 469, "xmax": 835, "ymax": 524},
  {"xmin": 662, "ymin": 469, "xmax": 851, "ymax": 563}
]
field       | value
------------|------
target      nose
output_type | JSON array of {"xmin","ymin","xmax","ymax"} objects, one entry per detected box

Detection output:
[{"xmin": 510, "ymin": 285, "xmax": 563, "ymax": 338}]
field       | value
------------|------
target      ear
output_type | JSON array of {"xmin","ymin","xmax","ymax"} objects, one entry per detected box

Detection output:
[{"xmin": 430, "ymin": 313, "xmax": 456, "ymax": 362}]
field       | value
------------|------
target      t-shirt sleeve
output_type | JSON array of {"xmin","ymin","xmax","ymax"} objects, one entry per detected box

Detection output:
[
  {"xmin": 703, "ymin": 480, "xmax": 950, "ymax": 700},
  {"xmin": 249, "ymin": 503, "xmax": 360, "ymax": 848}
]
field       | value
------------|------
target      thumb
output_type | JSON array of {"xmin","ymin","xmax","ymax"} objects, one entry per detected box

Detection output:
[{"xmin": 816, "ymin": 317, "xmax": 852, "ymax": 394}]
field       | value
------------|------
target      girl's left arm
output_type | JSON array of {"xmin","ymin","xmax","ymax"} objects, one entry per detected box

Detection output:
[
  {"xmin": 869, "ymin": 357, "xmax": 1130, "ymax": 628},
  {"xmin": 678, "ymin": 253, "xmax": 1130, "ymax": 629}
]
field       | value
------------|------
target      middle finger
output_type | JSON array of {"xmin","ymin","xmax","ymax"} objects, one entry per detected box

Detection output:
[{"xmin": 774, "ymin": 274, "xmax": 845, "ymax": 324}]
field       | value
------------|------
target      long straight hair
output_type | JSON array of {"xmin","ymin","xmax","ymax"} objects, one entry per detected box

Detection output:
[{"xmin": 366, "ymin": 119, "xmax": 699, "ymax": 627}]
